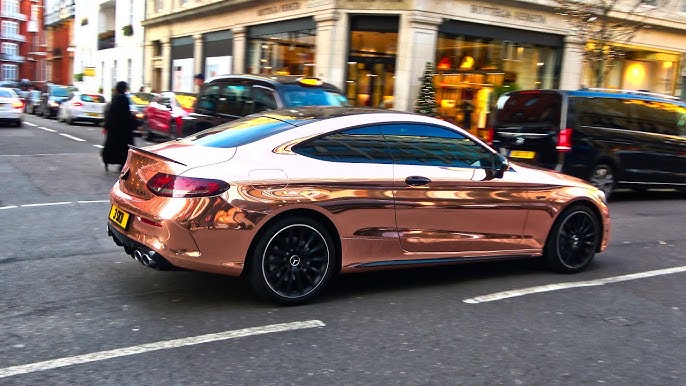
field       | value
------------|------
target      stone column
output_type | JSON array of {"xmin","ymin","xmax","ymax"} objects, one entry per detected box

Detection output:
[
  {"xmin": 232, "ymin": 26, "xmax": 246, "ymax": 74},
  {"xmin": 314, "ymin": 10, "xmax": 345, "ymax": 88},
  {"xmin": 161, "ymin": 37, "xmax": 171, "ymax": 90},
  {"xmin": 560, "ymin": 35, "xmax": 585, "ymax": 90},
  {"xmin": 144, "ymin": 41, "xmax": 154, "ymax": 91},
  {"xmin": 394, "ymin": 11, "xmax": 441, "ymax": 112},
  {"xmin": 193, "ymin": 33, "xmax": 203, "ymax": 76}
]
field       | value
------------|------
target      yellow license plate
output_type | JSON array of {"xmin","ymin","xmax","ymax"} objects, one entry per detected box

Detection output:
[
  {"xmin": 87, "ymin": 112, "xmax": 102, "ymax": 117},
  {"xmin": 509, "ymin": 150, "xmax": 536, "ymax": 159},
  {"xmin": 109, "ymin": 204, "xmax": 130, "ymax": 229}
]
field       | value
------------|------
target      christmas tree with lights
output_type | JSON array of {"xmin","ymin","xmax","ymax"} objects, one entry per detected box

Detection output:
[{"xmin": 414, "ymin": 62, "xmax": 439, "ymax": 117}]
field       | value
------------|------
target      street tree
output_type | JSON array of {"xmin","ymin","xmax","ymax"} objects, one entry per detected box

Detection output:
[{"xmin": 554, "ymin": 0, "xmax": 659, "ymax": 87}]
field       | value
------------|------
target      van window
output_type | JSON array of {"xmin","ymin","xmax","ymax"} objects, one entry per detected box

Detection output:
[
  {"xmin": 631, "ymin": 100, "xmax": 680, "ymax": 136},
  {"xmin": 496, "ymin": 92, "xmax": 561, "ymax": 125},
  {"xmin": 573, "ymin": 97, "xmax": 631, "ymax": 130}
]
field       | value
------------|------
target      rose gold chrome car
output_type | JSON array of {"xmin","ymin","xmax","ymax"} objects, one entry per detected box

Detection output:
[{"xmin": 108, "ymin": 107, "xmax": 611, "ymax": 304}]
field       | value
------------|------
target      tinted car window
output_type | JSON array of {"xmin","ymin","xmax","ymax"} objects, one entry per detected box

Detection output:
[
  {"xmin": 573, "ymin": 97, "xmax": 631, "ymax": 130},
  {"xmin": 293, "ymin": 126, "xmax": 393, "ymax": 164},
  {"xmin": 281, "ymin": 85, "xmax": 349, "ymax": 107},
  {"xmin": 186, "ymin": 116, "xmax": 296, "ymax": 148},
  {"xmin": 51, "ymin": 87, "xmax": 69, "ymax": 97},
  {"xmin": 0, "ymin": 89, "xmax": 13, "ymax": 98},
  {"xmin": 381, "ymin": 124, "xmax": 493, "ymax": 168},
  {"xmin": 80, "ymin": 94, "xmax": 105, "ymax": 103},
  {"xmin": 216, "ymin": 84, "xmax": 250, "ymax": 116},
  {"xmin": 496, "ymin": 92, "xmax": 561, "ymax": 125},
  {"xmin": 632, "ymin": 99, "xmax": 681, "ymax": 135},
  {"xmin": 252, "ymin": 87, "xmax": 278, "ymax": 112}
]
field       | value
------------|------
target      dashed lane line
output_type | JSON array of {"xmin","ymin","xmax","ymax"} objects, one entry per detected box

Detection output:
[
  {"xmin": 0, "ymin": 320, "xmax": 326, "ymax": 379},
  {"xmin": 58, "ymin": 133, "xmax": 86, "ymax": 142},
  {"xmin": 37, "ymin": 126, "xmax": 56, "ymax": 133},
  {"xmin": 463, "ymin": 265, "xmax": 686, "ymax": 304},
  {"xmin": 23, "ymin": 122, "xmax": 37, "ymax": 127},
  {"xmin": 0, "ymin": 200, "xmax": 109, "ymax": 210}
]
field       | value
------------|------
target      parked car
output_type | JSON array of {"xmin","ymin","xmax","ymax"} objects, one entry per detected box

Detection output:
[
  {"xmin": 182, "ymin": 74, "xmax": 349, "ymax": 135},
  {"xmin": 108, "ymin": 107, "xmax": 611, "ymax": 304},
  {"xmin": 57, "ymin": 91, "xmax": 107, "ymax": 125},
  {"xmin": 24, "ymin": 90, "xmax": 42, "ymax": 114},
  {"xmin": 39, "ymin": 84, "xmax": 72, "ymax": 118},
  {"xmin": 0, "ymin": 87, "xmax": 24, "ymax": 127},
  {"xmin": 491, "ymin": 88, "xmax": 686, "ymax": 197},
  {"xmin": 143, "ymin": 91, "xmax": 196, "ymax": 140},
  {"xmin": 128, "ymin": 91, "xmax": 156, "ymax": 128}
]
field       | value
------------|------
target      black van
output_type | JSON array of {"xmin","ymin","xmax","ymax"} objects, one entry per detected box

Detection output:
[
  {"xmin": 180, "ymin": 74, "xmax": 349, "ymax": 136},
  {"xmin": 491, "ymin": 89, "xmax": 686, "ymax": 196}
]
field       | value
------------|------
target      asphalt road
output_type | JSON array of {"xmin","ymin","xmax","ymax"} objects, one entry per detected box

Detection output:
[{"xmin": 1, "ymin": 114, "xmax": 685, "ymax": 385}]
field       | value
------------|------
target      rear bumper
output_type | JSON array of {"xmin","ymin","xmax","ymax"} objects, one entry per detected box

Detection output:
[{"xmin": 108, "ymin": 224, "xmax": 175, "ymax": 270}]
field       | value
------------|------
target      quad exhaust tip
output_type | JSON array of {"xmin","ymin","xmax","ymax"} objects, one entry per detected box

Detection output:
[{"xmin": 133, "ymin": 249, "xmax": 158, "ymax": 269}]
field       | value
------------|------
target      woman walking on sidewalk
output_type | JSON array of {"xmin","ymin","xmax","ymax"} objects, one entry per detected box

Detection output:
[{"xmin": 101, "ymin": 81, "xmax": 137, "ymax": 172}]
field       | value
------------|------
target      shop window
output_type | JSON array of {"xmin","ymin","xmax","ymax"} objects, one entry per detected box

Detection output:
[{"xmin": 247, "ymin": 29, "xmax": 316, "ymax": 76}]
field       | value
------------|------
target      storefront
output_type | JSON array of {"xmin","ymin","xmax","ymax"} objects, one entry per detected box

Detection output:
[
  {"xmin": 434, "ymin": 20, "xmax": 563, "ymax": 133},
  {"xmin": 170, "ymin": 36, "xmax": 194, "ymax": 92},
  {"xmin": 203, "ymin": 30, "xmax": 233, "ymax": 79},
  {"xmin": 246, "ymin": 17, "xmax": 316, "ymax": 76}
]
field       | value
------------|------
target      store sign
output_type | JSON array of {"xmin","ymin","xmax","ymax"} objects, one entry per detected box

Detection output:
[
  {"xmin": 470, "ymin": 4, "xmax": 546, "ymax": 24},
  {"xmin": 83, "ymin": 67, "xmax": 95, "ymax": 77},
  {"xmin": 257, "ymin": 2, "xmax": 301, "ymax": 16},
  {"xmin": 338, "ymin": 0, "xmax": 410, "ymax": 10}
]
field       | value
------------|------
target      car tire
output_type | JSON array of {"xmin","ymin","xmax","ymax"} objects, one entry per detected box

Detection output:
[
  {"xmin": 543, "ymin": 205, "xmax": 600, "ymax": 274},
  {"xmin": 169, "ymin": 120, "xmax": 178, "ymax": 140},
  {"xmin": 144, "ymin": 120, "xmax": 154, "ymax": 141},
  {"xmin": 248, "ymin": 216, "xmax": 336, "ymax": 305},
  {"xmin": 66, "ymin": 113, "xmax": 73, "ymax": 125},
  {"xmin": 588, "ymin": 163, "xmax": 615, "ymax": 198}
]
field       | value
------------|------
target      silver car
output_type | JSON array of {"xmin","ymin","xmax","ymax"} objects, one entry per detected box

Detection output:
[{"xmin": 0, "ymin": 87, "xmax": 24, "ymax": 127}]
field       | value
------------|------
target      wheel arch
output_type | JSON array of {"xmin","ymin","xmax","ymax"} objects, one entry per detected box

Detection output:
[
  {"xmin": 242, "ymin": 208, "xmax": 342, "ymax": 277},
  {"xmin": 553, "ymin": 199, "xmax": 605, "ymax": 253}
]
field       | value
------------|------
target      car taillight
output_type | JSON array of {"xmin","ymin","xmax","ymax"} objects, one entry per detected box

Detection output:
[
  {"xmin": 12, "ymin": 101, "xmax": 23, "ymax": 109},
  {"xmin": 484, "ymin": 127, "xmax": 494, "ymax": 146},
  {"xmin": 146, "ymin": 173, "xmax": 230, "ymax": 198},
  {"xmin": 72, "ymin": 101, "xmax": 83, "ymax": 107},
  {"xmin": 556, "ymin": 128, "xmax": 572, "ymax": 152}
]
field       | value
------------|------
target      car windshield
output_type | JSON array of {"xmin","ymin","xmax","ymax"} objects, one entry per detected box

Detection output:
[
  {"xmin": 175, "ymin": 93, "xmax": 197, "ymax": 109},
  {"xmin": 129, "ymin": 92, "xmax": 155, "ymax": 106},
  {"xmin": 185, "ymin": 115, "xmax": 300, "ymax": 148},
  {"xmin": 80, "ymin": 94, "xmax": 105, "ymax": 103},
  {"xmin": 52, "ymin": 87, "xmax": 69, "ymax": 97},
  {"xmin": 281, "ymin": 86, "xmax": 349, "ymax": 107}
]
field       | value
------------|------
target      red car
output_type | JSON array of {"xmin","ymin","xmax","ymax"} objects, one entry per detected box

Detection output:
[{"xmin": 143, "ymin": 91, "xmax": 196, "ymax": 140}]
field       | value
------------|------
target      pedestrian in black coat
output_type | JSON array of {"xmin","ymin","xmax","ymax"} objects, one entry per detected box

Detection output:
[{"xmin": 101, "ymin": 81, "xmax": 137, "ymax": 172}]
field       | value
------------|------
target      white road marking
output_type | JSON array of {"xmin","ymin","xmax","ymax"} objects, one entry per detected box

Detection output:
[
  {"xmin": 0, "ymin": 320, "xmax": 325, "ymax": 379},
  {"xmin": 463, "ymin": 265, "xmax": 686, "ymax": 304},
  {"xmin": 20, "ymin": 201, "xmax": 72, "ymax": 208},
  {"xmin": 23, "ymin": 122, "xmax": 37, "ymax": 127},
  {"xmin": 93, "ymin": 144, "xmax": 103, "ymax": 149},
  {"xmin": 58, "ymin": 133, "xmax": 86, "ymax": 142},
  {"xmin": 37, "ymin": 126, "xmax": 56, "ymax": 133},
  {"xmin": 0, "ymin": 205, "xmax": 18, "ymax": 210}
]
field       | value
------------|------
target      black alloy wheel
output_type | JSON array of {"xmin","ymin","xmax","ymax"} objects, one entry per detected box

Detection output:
[
  {"xmin": 248, "ymin": 216, "xmax": 335, "ymax": 305},
  {"xmin": 589, "ymin": 163, "xmax": 615, "ymax": 198},
  {"xmin": 544, "ymin": 205, "xmax": 600, "ymax": 273}
]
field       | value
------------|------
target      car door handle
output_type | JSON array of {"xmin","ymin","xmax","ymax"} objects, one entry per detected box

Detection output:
[{"xmin": 405, "ymin": 176, "xmax": 431, "ymax": 186}]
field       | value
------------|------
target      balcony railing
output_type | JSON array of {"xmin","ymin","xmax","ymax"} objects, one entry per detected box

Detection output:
[
  {"xmin": 98, "ymin": 30, "xmax": 115, "ymax": 50},
  {"xmin": 0, "ymin": 11, "xmax": 28, "ymax": 21},
  {"xmin": 0, "ymin": 34, "xmax": 27, "ymax": 42},
  {"xmin": 0, "ymin": 54, "xmax": 25, "ymax": 63}
]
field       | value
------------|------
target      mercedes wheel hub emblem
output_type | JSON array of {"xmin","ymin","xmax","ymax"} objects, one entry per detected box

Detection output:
[{"xmin": 289, "ymin": 255, "xmax": 301, "ymax": 267}]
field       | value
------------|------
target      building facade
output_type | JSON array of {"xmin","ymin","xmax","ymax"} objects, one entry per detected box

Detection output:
[
  {"xmin": 72, "ymin": 0, "xmax": 145, "ymax": 96},
  {"xmin": 142, "ymin": 0, "xmax": 686, "ymax": 135},
  {"xmin": 44, "ymin": 0, "xmax": 74, "ymax": 86},
  {"xmin": 1, "ymin": 0, "xmax": 46, "ymax": 84}
]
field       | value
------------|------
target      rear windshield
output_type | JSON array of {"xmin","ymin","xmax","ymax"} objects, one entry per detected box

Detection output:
[
  {"xmin": 80, "ymin": 94, "xmax": 105, "ymax": 103},
  {"xmin": 496, "ymin": 92, "xmax": 561, "ymax": 125},
  {"xmin": 186, "ymin": 115, "xmax": 297, "ymax": 148},
  {"xmin": 281, "ymin": 86, "xmax": 349, "ymax": 107},
  {"xmin": 51, "ymin": 87, "xmax": 69, "ymax": 97},
  {"xmin": 0, "ymin": 89, "xmax": 14, "ymax": 98},
  {"xmin": 129, "ymin": 92, "xmax": 155, "ymax": 105}
]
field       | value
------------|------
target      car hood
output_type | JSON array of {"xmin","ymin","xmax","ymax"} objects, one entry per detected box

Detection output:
[{"xmin": 510, "ymin": 161, "xmax": 594, "ymax": 189}]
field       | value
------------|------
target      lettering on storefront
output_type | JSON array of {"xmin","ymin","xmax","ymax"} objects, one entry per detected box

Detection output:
[
  {"xmin": 338, "ymin": 0, "xmax": 409, "ymax": 10},
  {"xmin": 470, "ymin": 5, "xmax": 546, "ymax": 24},
  {"xmin": 258, "ymin": 2, "xmax": 301, "ymax": 16}
]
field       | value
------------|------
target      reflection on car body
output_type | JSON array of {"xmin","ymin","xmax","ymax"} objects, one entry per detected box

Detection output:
[{"xmin": 108, "ymin": 107, "xmax": 611, "ymax": 304}]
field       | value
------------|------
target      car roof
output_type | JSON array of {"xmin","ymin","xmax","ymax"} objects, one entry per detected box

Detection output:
[
  {"xmin": 507, "ymin": 88, "xmax": 685, "ymax": 105},
  {"xmin": 204, "ymin": 74, "xmax": 341, "ymax": 91}
]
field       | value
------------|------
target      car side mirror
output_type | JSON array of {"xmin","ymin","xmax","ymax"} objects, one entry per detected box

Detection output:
[{"xmin": 491, "ymin": 154, "xmax": 510, "ymax": 179}]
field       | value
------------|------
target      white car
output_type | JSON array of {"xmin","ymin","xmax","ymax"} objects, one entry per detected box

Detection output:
[
  {"xmin": 0, "ymin": 87, "xmax": 24, "ymax": 127},
  {"xmin": 58, "ymin": 91, "xmax": 106, "ymax": 125}
]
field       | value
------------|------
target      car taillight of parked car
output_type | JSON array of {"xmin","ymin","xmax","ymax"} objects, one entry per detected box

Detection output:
[
  {"xmin": 556, "ymin": 128, "xmax": 573, "ymax": 152},
  {"xmin": 72, "ymin": 101, "xmax": 83, "ymax": 107},
  {"xmin": 146, "ymin": 173, "xmax": 230, "ymax": 198},
  {"xmin": 12, "ymin": 101, "xmax": 23, "ymax": 109}
]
